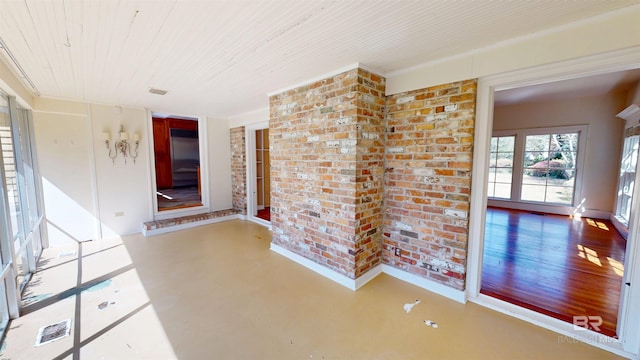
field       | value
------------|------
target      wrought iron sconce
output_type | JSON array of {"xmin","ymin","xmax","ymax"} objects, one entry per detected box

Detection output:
[{"xmin": 103, "ymin": 125, "xmax": 140, "ymax": 164}]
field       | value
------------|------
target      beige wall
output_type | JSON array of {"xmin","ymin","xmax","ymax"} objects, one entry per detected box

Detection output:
[
  {"xmin": 628, "ymin": 81, "xmax": 640, "ymax": 105},
  {"xmin": 493, "ymin": 92, "xmax": 627, "ymax": 214}
]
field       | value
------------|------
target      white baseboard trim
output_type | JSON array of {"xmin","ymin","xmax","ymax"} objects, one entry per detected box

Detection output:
[
  {"xmin": 270, "ymin": 243, "xmax": 362, "ymax": 290},
  {"xmin": 355, "ymin": 264, "xmax": 383, "ymax": 290},
  {"xmin": 142, "ymin": 214, "xmax": 240, "ymax": 237},
  {"xmin": 469, "ymin": 293, "xmax": 630, "ymax": 358},
  {"xmin": 382, "ymin": 265, "xmax": 467, "ymax": 304},
  {"xmin": 269, "ymin": 243, "xmax": 466, "ymax": 302}
]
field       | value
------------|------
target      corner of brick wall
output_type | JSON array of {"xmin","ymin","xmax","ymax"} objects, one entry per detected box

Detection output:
[
  {"xmin": 354, "ymin": 68, "xmax": 386, "ymax": 277},
  {"xmin": 230, "ymin": 126, "xmax": 247, "ymax": 215},
  {"xmin": 382, "ymin": 79, "xmax": 477, "ymax": 290},
  {"xmin": 270, "ymin": 68, "xmax": 386, "ymax": 279}
]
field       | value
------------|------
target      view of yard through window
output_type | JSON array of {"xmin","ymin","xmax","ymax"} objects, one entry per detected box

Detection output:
[{"xmin": 489, "ymin": 131, "xmax": 578, "ymax": 205}]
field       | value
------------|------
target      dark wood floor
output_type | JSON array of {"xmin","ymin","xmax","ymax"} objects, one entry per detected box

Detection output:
[
  {"xmin": 257, "ymin": 206, "xmax": 271, "ymax": 222},
  {"xmin": 481, "ymin": 207, "xmax": 627, "ymax": 337}
]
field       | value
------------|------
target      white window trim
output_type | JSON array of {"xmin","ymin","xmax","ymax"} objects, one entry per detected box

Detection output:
[{"xmin": 488, "ymin": 125, "xmax": 588, "ymax": 216}]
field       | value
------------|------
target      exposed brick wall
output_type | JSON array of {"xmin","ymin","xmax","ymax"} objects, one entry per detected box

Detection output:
[
  {"xmin": 230, "ymin": 126, "xmax": 247, "ymax": 215},
  {"xmin": 354, "ymin": 69, "xmax": 386, "ymax": 277},
  {"xmin": 382, "ymin": 80, "xmax": 476, "ymax": 290},
  {"xmin": 269, "ymin": 68, "xmax": 386, "ymax": 279}
]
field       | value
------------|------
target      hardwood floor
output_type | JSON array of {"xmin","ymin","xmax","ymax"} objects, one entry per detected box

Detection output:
[
  {"xmin": 257, "ymin": 206, "xmax": 271, "ymax": 221},
  {"xmin": 481, "ymin": 207, "xmax": 627, "ymax": 337}
]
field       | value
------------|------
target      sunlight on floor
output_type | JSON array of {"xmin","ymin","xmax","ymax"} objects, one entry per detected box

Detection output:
[
  {"xmin": 607, "ymin": 257, "xmax": 625, "ymax": 277},
  {"xmin": 1, "ymin": 237, "xmax": 176, "ymax": 359},
  {"xmin": 577, "ymin": 244, "xmax": 602, "ymax": 266},
  {"xmin": 586, "ymin": 218, "xmax": 610, "ymax": 231}
]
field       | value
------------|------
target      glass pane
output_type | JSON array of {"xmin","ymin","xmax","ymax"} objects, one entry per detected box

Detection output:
[
  {"xmin": 494, "ymin": 182, "xmax": 511, "ymax": 199},
  {"xmin": 521, "ymin": 184, "xmax": 546, "ymax": 202},
  {"xmin": 524, "ymin": 151, "xmax": 549, "ymax": 167},
  {"xmin": 522, "ymin": 169, "xmax": 547, "ymax": 185},
  {"xmin": 497, "ymin": 136, "xmax": 515, "ymax": 152},
  {"xmin": 0, "ymin": 282, "xmax": 9, "ymax": 335},
  {"xmin": 487, "ymin": 183, "xmax": 495, "ymax": 198},
  {"xmin": 489, "ymin": 136, "xmax": 515, "ymax": 200},
  {"xmin": 490, "ymin": 137, "xmax": 498, "ymax": 152},
  {"xmin": 0, "ymin": 101, "xmax": 22, "ymax": 243},
  {"xmin": 14, "ymin": 249, "xmax": 28, "ymax": 288},
  {"xmin": 17, "ymin": 110, "xmax": 39, "ymax": 229},
  {"xmin": 525, "ymin": 134, "xmax": 550, "ymax": 151},
  {"xmin": 546, "ymin": 186, "xmax": 573, "ymax": 205}
]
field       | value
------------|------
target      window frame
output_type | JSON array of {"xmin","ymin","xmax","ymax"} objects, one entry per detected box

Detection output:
[{"xmin": 488, "ymin": 125, "xmax": 588, "ymax": 212}]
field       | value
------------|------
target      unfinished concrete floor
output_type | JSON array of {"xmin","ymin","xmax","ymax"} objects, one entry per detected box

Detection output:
[{"xmin": 1, "ymin": 220, "xmax": 622, "ymax": 359}]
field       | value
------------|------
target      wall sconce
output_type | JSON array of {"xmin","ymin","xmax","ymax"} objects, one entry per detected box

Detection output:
[{"xmin": 103, "ymin": 125, "xmax": 140, "ymax": 164}]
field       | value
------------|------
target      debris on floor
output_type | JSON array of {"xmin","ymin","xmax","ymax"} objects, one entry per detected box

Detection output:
[
  {"xmin": 97, "ymin": 301, "xmax": 116, "ymax": 310},
  {"xmin": 58, "ymin": 250, "xmax": 77, "ymax": 258},
  {"xmin": 34, "ymin": 319, "xmax": 71, "ymax": 347},
  {"xmin": 403, "ymin": 299, "xmax": 420, "ymax": 314},
  {"xmin": 424, "ymin": 320, "xmax": 438, "ymax": 328}
]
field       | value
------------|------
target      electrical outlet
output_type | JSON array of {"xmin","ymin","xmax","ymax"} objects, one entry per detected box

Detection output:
[
  {"xmin": 115, "ymin": 211, "xmax": 124, "ymax": 217},
  {"xmin": 394, "ymin": 248, "xmax": 401, "ymax": 256},
  {"xmin": 425, "ymin": 264, "xmax": 439, "ymax": 272}
]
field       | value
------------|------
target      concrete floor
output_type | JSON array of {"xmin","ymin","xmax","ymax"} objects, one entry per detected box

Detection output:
[{"xmin": 1, "ymin": 219, "xmax": 622, "ymax": 359}]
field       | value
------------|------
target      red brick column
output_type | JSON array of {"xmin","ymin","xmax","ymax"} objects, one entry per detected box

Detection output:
[
  {"xmin": 269, "ymin": 68, "xmax": 386, "ymax": 279},
  {"xmin": 230, "ymin": 126, "xmax": 247, "ymax": 215}
]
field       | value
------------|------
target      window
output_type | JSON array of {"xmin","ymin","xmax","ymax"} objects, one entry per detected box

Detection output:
[
  {"xmin": 488, "ymin": 126, "xmax": 585, "ymax": 207},
  {"xmin": 615, "ymin": 135, "xmax": 639, "ymax": 226},
  {"xmin": 488, "ymin": 136, "xmax": 514, "ymax": 199},
  {"xmin": 522, "ymin": 132, "xmax": 578, "ymax": 205}
]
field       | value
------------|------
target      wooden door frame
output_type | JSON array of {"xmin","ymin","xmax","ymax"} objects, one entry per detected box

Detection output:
[{"xmin": 466, "ymin": 46, "xmax": 640, "ymax": 358}]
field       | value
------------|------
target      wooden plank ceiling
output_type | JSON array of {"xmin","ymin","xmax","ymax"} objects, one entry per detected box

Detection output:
[{"xmin": 0, "ymin": 0, "xmax": 638, "ymax": 117}]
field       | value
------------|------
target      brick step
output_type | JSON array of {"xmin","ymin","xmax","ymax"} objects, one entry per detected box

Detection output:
[{"xmin": 142, "ymin": 209, "xmax": 241, "ymax": 236}]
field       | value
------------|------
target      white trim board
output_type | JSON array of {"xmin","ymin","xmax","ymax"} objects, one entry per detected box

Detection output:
[
  {"xmin": 269, "ymin": 243, "xmax": 465, "ymax": 303},
  {"xmin": 141, "ymin": 214, "xmax": 240, "ymax": 237},
  {"xmin": 266, "ymin": 62, "xmax": 385, "ymax": 97},
  {"xmin": 469, "ymin": 294, "xmax": 631, "ymax": 359}
]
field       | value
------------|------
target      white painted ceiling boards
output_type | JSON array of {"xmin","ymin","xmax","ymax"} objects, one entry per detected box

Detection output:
[{"xmin": 0, "ymin": 1, "xmax": 639, "ymax": 117}]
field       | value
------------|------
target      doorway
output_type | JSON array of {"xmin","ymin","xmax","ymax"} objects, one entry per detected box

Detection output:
[
  {"xmin": 467, "ymin": 47, "xmax": 640, "ymax": 356},
  {"xmin": 246, "ymin": 122, "xmax": 271, "ymax": 226},
  {"xmin": 152, "ymin": 114, "xmax": 202, "ymax": 212},
  {"xmin": 255, "ymin": 128, "xmax": 271, "ymax": 222},
  {"xmin": 481, "ymin": 102, "xmax": 627, "ymax": 336}
]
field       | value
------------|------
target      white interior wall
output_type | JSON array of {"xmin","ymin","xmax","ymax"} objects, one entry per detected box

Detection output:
[
  {"xmin": 207, "ymin": 117, "xmax": 233, "ymax": 211},
  {"xmin": 228, "ymin": 107, "xmax": 269, "ymax": 129},
  {"xmin": 30, "ymin": 98, "xmax": 233, "ymax": 241},
  {"xmin": 32, "ymin": 101, "xmax": 98, "ymax": 246},
  {"xmin": 90, "ymin": 104, "xmax": 152, "ymax": 237},
  {"xmin": 493, "ymin": 92, "xmax": 627, "ymax": 214}
]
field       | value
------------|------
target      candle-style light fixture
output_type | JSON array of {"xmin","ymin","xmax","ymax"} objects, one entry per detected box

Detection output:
[{"xmin": 103, "ymin": 125, "xmax": 140, "ymax": 164}]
